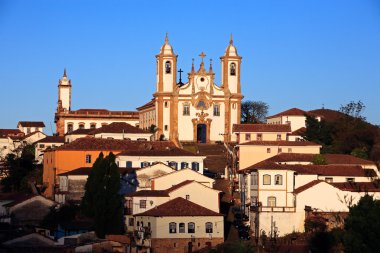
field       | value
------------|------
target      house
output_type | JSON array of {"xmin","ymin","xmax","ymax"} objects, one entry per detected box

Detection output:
[
  {"xmin": 135, "ymin": 163, "xmax": 175, "ymax": 191},
  {"xmin": 266, "ymin": 108, "xmax": 321, "ymax": 131},
  {"xmin": 64, "ymin": 128, "xmax": 93, "ymax": 143},
  {"xmin": 17, "ymin": 121, "xmax": 45, "ymax": 135},
  {"xmin": 133, "ymin": 197, "xmax": 224, "ymax": 253},
  {"xmin": 90, "ymin": 122, "xmax": 153, "ymax": 141},
  {"xmin": 34, "ymin": 136, "xmax": 65, "ymax": 164},
  {"xmin": 232, "ymin": 124, "xmax": 291, "ymax": 144},
  {"xmin": 238, "ymin": 140, "xmax": 321, "ymax": 170}
]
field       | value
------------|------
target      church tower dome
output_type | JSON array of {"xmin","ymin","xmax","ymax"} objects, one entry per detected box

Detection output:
[
  {"xmin": 159, "ymin": 33, "xmax": 175, "ymax": 55},
  {"xmin": 224, "ymin": 34, "xmax": 239, "ymax": 57}
]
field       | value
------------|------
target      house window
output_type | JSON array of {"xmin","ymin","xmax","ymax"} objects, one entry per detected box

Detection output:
[
  {"xmin": 39, "ymin": 144, "xmax": 45, "ymax": 148},
  {"xmin": 213, "ymin": 104, "xmax": 220, "ymax": 116},
  {"xmin": 139, "ymin": 200, "xmax": 147, "ymax": 209},
  {"xmin": 179, "ymin": 223, "xmax": 185, "ymax": 233},
  {"xmin": 188, "ymin": 222, "xmax": 195, "ymax": 233},
  {"xmin": 278, "ymin": 148, "xmax": 282, "ymax": 153},
  {"xmin": 168, "ymin": 161, "xmax": 178, "ymax": 170},
  {"xmin": 183, "ymin": 104, "xmax": 190, "ymax": 116},
  {"xmin": 181, "ymin": 162, "xmax": 189, "ymax": 169},
  {"xmin": 267, "ymin": 148, "xmax": 271, "ymax": 153},
  {"xmin": 288, "ymin": 148, "xmax": 292, "ymax": 153},
  {"xmin": 263, "ymin": 174, "xmax": 271, "ymax": 185},
  {"xmin": 346, "ymin": 178, "xmax": 355, "ymax": 183},
  {"xmin": 78, "ymin": 123, "xmax": 85, "ymax": 129},
  {"xmin": 128, "ymin": 218, "xmax": 134, "ymax": 226},
  {"xmin": 245, "ymin": 134, "xmax": 251, "ymax": 141},
  {"xmin": 230, "ymin": 63, "xmax": 236, "ymax": 76},
  {"xmin": 277, "ymin": 134, "xmax": 281, "ymax": 140},
  {"xmin": 325, "ymin": 177, "xmax": 333, "ymax": 183},
  {"xmin": 164, "ymin": 125, "xmax": 168, "ymax": 131},
  {"xmin": 186, "ymin": 195, "xmax": 190, "ymax": 200},
  {"xmin": 90, "ymin": 123, "xmax": 96, "ymax": 129},
  {"xmin": 191, "ymin": 162, "xmax": 199, "ymax": 171},
  {"xmin": 275, "ymin": 175, "xmax": 283, "ymax": 185},
  {"xmin": 85, "ymin": 155, "xmax": 92, "ymax": 163},
  {"xmin": 126, "ymin": 161, "xmax": 132, "ymax": 168},
  {"xmin": 252, "ymin": 173, "xmax": 258, "ymax": 185},
  {"xmin": 165, "ymin": 61, "xmax": 171, "ymax": 74},
  {"xmin": 257, "ymin": 133, "xmax": 262, "ymax": 141},
  {"xmin": 268, "ymin": 196, "xmax": 276, "ymax": 207},
  {"xmin": 205, "ymin": 222, "xmax": 213, "ymax": 233},
  {"xmin": 169, "ymin": 222, "xmax": 176, "ymax": 233},
  {"xmin": 141, "ymin": 162, "xmax": 150, "ymax": 168},
  {"xmin": 67, "ymin": 123, "xmax": 73, "ymax": 133}
]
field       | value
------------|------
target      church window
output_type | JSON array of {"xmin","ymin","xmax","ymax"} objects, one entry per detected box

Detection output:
[
  {"xmin": 164, "ymin": 101, "xmax": 168, "ymax": 108},
  {"xmin": 191, "ymin": 162, "xmax": 199, "ymax": 171},
  {"xmin": 90, "ymin": 123, "xmax": 96, "ymax": 129},
  {"xmin": 169, "ymin": 222, "xmax": 177, "ymax": 233},
  {"xmin": 126, "ymin": 161, "xmax": 132, "ymax": 168},
  {"xmin": 181, "ymin": 162, "xmax": 189, "ymax": 169},
  {"xmin": 268, "ymin": 196, "xmax": 276, "ymax": 207},
  {"xmin": 165, "ymin": 61, "xmax": 171, "ymax": 74},
  {"xmin": 85, "ymin": 154, "xmax": 92, "ymax": 164},
  {"xmin": 197, "ymin": 100, "xmax": 206, "ymax": 110},
  {"xmin": 213, "ymin": 104, "xmax": 220, "ymax": 116},
  {"xmin": 67, "ymin": 123, "xmax": 73, "ymax": 133},
  {"xmin": 168, "ymin": 161, "xmax": 178, "ymax": 170},
  {"xmin": 275, "ymin": 175, "xmax": 283, "ymax": 185},
  {"xmin": 232, "ymin": 103, "xmax": 237, "ymax": 109},
  {"xmin": 183, "ymin": 104, "xmax": 190, "ymax": 116},
  {"xmin": 139, "ymin": 200, "xmax": 147, "ymax": 209},
  {"xmin": 78, "ymin": 123, "xmax": 85, "ymax": 129},
  {"xmin": 164, "ymin": 125, "xmax": 168, "ymax": 131},
  {"xmin": 263, "ymin": 174, "xmax": 271, "ymax": 185},
  {"xmin": 205, "ymin": 222, "xmax": 213, "ymax": 233},
  {"xmin": 188, "ymin": 222, "xmax": 195, "ymax": 233},
  {"xmin": 179, "ymin": 223, "xmax": 185, "ymax": 233},
  {"xmin": 230, "ymin": 63, "xmax": 236, "ymax": 76}
]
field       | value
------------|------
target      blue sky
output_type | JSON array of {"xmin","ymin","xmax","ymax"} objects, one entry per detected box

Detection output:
[{"xmin": 0, "ymin": 0, "xmax": 379, "ymax": 133}]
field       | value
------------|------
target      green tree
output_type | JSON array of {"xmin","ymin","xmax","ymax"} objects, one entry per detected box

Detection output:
[
  {"xmin": 241, "ymin": 100, "xmax": 269, "ymax": 123},
  {"xmin": 303, "ymin": 116, "xmax": 334, "ymax": 150},
  {"xmin": 81, "ymin": 153, "xmax": 124, "ymax": 238},
  {"xmin": 343, "ymin": 195, "xmax": 380, "ymax": 253},
  {"xmin": 312, "ymin": 154, "xmax": 327, "ymax": 165}
]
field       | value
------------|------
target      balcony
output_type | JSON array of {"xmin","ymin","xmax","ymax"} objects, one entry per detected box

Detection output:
[{"xmin": 250, "ymin": 203, "xmax": 295, "ymax": 213}]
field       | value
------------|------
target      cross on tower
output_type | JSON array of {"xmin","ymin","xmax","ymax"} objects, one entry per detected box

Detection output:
[
  {"xmin": 178, "ymin": 68, "xmax": 183, "ymax": 83},
  {"xmin": 199, "ymin": 52, "xmax": 206, "ymax": 62}
]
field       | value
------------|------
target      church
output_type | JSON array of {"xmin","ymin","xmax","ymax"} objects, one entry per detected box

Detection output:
[{"xmin": 138, "ymin": 35, "xmax": 243, "ymax": 143}]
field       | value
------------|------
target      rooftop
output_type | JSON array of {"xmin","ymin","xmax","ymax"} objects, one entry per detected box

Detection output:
[
  {"xmin": 266, "ymin": 108, "xmax": 308, "ymax": 119},
  {"xmin": 17, "ymin": 121, "xmax": 45, "ymax": 128},
  {"xmin": 36, "ymin": 136, "xmax": 65, "ymax": 144},
  {"xmin": 232, "ymin": 124, "xmax": 291, "ymax": 133},
  {"xmin": 239, "ymin": 140, "xmax": 320, "ymax": 146},
  {"xmin": 90, "ymin": 122, "xmax": 149, "ymax": 134},
  {"xmin": 265, "ymin": 153, "xmax": 375, "ymax": 165},
  {"xmin": 0, "ymin": 129, "xmax": 24, "ymax": 138},
  {"xmin": 136, "ymin": 99, "xmax": 155, "ymax": 111}
]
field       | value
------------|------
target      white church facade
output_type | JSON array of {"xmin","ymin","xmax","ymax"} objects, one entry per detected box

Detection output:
[{"xmin": 138, "ymin": 35, "xmax": 243, "ymax": 143}]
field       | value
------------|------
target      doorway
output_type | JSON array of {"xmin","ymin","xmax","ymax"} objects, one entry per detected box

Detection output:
[{"xmin": 197, "ymin": 124, "xmax": 207, "ymax": 143}]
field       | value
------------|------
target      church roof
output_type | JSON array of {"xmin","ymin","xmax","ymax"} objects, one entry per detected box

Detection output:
[
  {"xmin": 232, "ymin": 124, "xmax": 291, "ymax": 133},
  {"xmin": 90, "ymin": 122, "xmax": 149, "ymax": 134},
  {"xmin": 136, "ymin": 99, "xmax": 155, "ymax": 111},
  {"xmin": 135, "ymin": 197, "xmax": 222, "ymax": 217}
]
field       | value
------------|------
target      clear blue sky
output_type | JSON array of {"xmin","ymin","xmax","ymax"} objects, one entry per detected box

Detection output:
[{"xmin": 1, "ymin": 0, "xmax": 379, "ymax": 134}]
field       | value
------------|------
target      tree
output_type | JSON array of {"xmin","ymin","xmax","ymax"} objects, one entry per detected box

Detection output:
[
  {"xmin": 343, "ymin": 195, "xmax": 380, "ymax": 253},
  {"xmin": 81, "ymin": 153, "xmax": 124, "ymax": 238},
  {"xmin": 303, "ymin": 115, "xmax": 334, "ymax": 151},
  {"xmin": 312, "ymin": 154, "xmax": 327, "ymax": 165},
  {"xmin": 339, "ymin": 100, "xmax": 366, "ymax": 121},
  {"xmin": 240, "ymin": 100, "xmax": 269, "ymax": 123}
]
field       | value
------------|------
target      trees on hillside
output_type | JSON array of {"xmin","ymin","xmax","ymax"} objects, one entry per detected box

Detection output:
[
  {"xmin": 241, "ymin": 100, "xmax": 269, "ymax": 123},
  {"xmin": 81, "ymin": 153, "xmax": 124, "ymax": 238}
]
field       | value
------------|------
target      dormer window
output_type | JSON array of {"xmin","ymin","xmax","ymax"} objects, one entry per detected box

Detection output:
[
  {"xmin": 165, "ymin": 61, "xmax": 171, "ymax": 74},
  {"xmin": 230, "ymin": 63, "xmax": 236, "ymax": 76}
]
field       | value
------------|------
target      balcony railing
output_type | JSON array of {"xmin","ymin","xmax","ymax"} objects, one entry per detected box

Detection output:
[{"xmin": 250, "ymin": 204, "xmax": 295, "ymax": 213}]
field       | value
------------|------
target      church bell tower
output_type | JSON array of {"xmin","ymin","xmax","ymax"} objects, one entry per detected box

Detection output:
[{"xmin": 57, "ymin": 68, "xmax": 72, "ymax": 112}]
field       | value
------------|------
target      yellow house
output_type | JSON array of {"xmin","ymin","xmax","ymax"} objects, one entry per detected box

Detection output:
[{"xmin": 232, "ymin": 123, "xmax": 291, "ymax": 144}]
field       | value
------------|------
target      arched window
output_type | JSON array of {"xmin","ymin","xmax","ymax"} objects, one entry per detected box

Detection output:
[
  {"xmin": 263, "ymin": 174, "xmax": 271, "ymax": 185},
  {"xmin": 165, "ymin": 61, "xmax": 171, "ymax": 74},
  {"xmin": 274, "ymin": 175, "xmax": 283, "ymax": 185},
  {"xmin": 169, "ymin": 222, "xmax": 176, "ymax": 233},
  {"xmin": 90, "ymin": 123, "xmax": 96, "ymax": 129},
  {"xmin": 78, "ymin": 123, "xmax": 85, "ymax": 129},
  {"xmin": 168, "ymin": 161, "xmax": 178, "ymax": 170},
  {"xmin": 267, "ymin": 196, "xmax": 276, "ymax": 207},
  {"xmin": 197, "ymin": 100, "xmax": 206, "ymax": 110},
  {"xmin": 205, "ymin": 222, "xmax": 213, "ymax": 233},
  {"xmin": 126, "ymin": 161, "xmax": 132, "ymax": 168},
  {"xmin": 191, "ymin": 162, "xmax": 199, "ymax": 171},
  {"xmin": 188, "ymin": 222, "xmax": 195, "ymax": 233},
  {"xmin": 179, "ymin": 223, "xmax": 185, "ymax": 233},
  {"xmin": 67, "ymin": 123, "xmax": 73, "ymax": 133},
  {"xmin": 181, "ymin": 162, "xmax": 189, "ymax": 169},
  {"xmin": 230, "ymin": 62, "xmax": 236, "ymax": 76}
]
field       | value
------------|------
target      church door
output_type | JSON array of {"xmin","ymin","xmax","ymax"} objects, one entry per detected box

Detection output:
[{"xmin": 197, "ymin": 124, "xmax": 207, "ymax": 143}]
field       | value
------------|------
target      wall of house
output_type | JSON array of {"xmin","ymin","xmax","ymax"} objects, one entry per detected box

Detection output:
[
  {"xmin": 132, "ymin": 196, "xmax": 170, "ymax": 215},
  {"xmin": 256, "ymin": 211, "xmax": 305, "ymax": 236},
  {"xmin": 63, "ymin": 119, "xmax": 139, "ymax": 134},
  {"xmin": 35, "ymin": 142, "xmax": 64, "ymax": 164},
  {"xmin": 238, "ymin": 132, "xmax": 288, "ymax": 144},
  {"xmin": 152, "ymin": 169, "xmax": 214, "ymax": 190},
  {"xmin": 239, "ymin": 145, "xmax": 320, "ymax": 170}
]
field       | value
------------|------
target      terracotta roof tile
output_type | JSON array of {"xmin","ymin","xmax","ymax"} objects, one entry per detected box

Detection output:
[
  {"xmin": 135, "ymin": 197, "xmax": 222, "ymax": 217},
  {"xmin": 65, "ymin": 128, "xmax": 94, "ymax": 135},
  {"xmin": 289, "ymin": 127, "xmax": 306, "ymax": 136},
  {"xmin": 293, "ymin": 180, "xmax": 324, "ymax": 194},
  {"xmin": 165, "ymin": 180, "xmax": 195, "ymax": 192},
  {"xmin": 126, "ymin": 190, "xmax": 169, "ymax": 197},
  {"xmin": 90, "ymin": 122, "xmax": 149, "ymax": 134},
  {"xmin": 36, "ymin": 136, "xmax": 65, "ymax": 144},
  {"xmin": 267, "ymin": 108, "xmax": 308, "ymax": 119},
  {"xmin": 330, "ymin": 182, "xmax": 380, "ymax": 192},
  {"xmin": 0, "ymin": 129, "xmax": 24, "ymax": 138},
  {"xmin": 232, "ymin": 124, "xmax": 291, "ymax": 133},
  {"xmin": 136, "ymin": 99, "xmax": 155, "ymax": 111},
  {"xmin": 240, "ymin": 140, "xmax": 320, "ymax": 146},
  {"xmin": 117, "ymin": 148, "xmax": 200, "ymax": 157},
  {"xmin": 58, "ymin": 166, "xmax": 137, "ymax": 176},
  {"xmin": 17, "ymin": 121, "xmax": 45, "ymax": 127}
]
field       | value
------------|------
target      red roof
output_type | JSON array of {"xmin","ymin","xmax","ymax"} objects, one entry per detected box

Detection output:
[
  {"xmin": 293, "ymin": 180, "xmax": 324, "ymax": 194},
  {"xmin": 90, "ymin": 122, "xmax": 149, "ymax": 134},
  {"xmin": 267, "ymin": 108, "xmax": 308, "ymax": 119},
  {"xmin": 166, "ymin": 180, "xmax": 195, "ymax": 192},
  {"xmin": 232, "ymin": 124, "xmax": 291, "ymax": 133},
  {"xmin": 116, "ymin": 148, "xmax": 200, "ymax": 157},
  {"xmin": 0, "ymin": 129, "xmax": 24, "ymax": 138},
  {"xmin": 330, "ymin": 182, "xmax": 380, "ymax": 192},
  {"xmin": 36, "ymin": 136, "xmax": 65, "ymax": 144},
  {"xmin": 136, "ymin": 99, "xmax": 155, "ymax": 111},
  {"xmin": 239, "ymin": 140, "xmax": 320, "ymax": 146},
  {"xmin": 17, "ymin": 121, "xmax": 45, "ymax": 127},
  {"xmin": 135, "ymin": 197, "xmax": 222, "ymax": 217},
  {"xmin": 289, "ymin": 127, "xmax": 306, "ymax": 136},
  {"xmin": 126, "ymin": 190, "xmax": 169, "ymax": 197},
  {"xmin": 65, "ymin": 128, "xmax": 94, "ymax": 135}
]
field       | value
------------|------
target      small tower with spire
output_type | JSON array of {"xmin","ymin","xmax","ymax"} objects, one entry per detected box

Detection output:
[
  {"xmin": 220, "ymin": 34, "xmax": 242, "ymax": 94},
  {"xmin": 156, "ymin": 33, "xmax": 177, "ymax": 93},
  {"xmin": 57, "ymin": 68, "xmax": 72, "ymax": 112}
]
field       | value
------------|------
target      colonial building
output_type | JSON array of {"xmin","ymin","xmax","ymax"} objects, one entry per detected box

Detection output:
[
  {"xmin": 54, "ymin": 69, "xmax": 139, "ymax": 136},
  {"xmin": 138, "ymin": 35, "xmax": 243, "ymax": 143}
]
